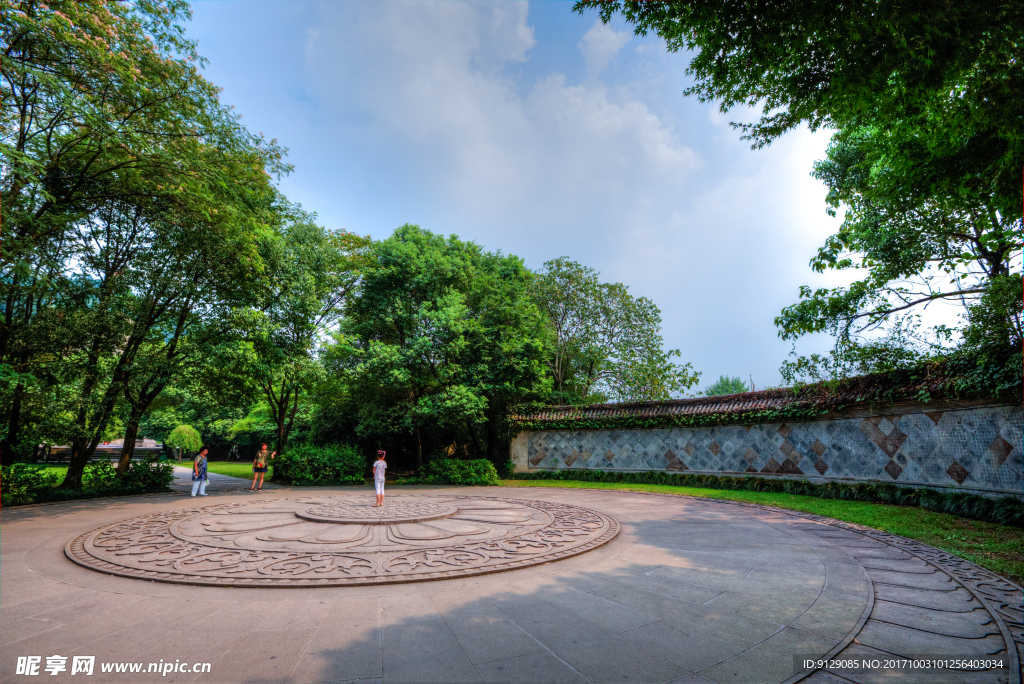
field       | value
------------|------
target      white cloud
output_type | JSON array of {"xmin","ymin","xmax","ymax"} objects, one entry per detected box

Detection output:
[
  {"xmin": 578, "ymin": 20, "xmax": 631, "ymax": 77},
  {"xmin": 304, "ymin": 1, "xmax": 698, "ymax": 240}
]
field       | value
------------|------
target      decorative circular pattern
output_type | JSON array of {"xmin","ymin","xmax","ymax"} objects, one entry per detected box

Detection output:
[
  {"xmin": 65, "ymin": 495, "xmax": 619, "ymax": 587},
  {"xmin": 296, "ymin": 499, "xmax": 457, "ymax": 525}
]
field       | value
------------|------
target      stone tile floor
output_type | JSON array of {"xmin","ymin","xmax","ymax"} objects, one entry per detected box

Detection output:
[{"xmin": 1, "ymin": 484, "xmax": 1020, "ymax": 684}]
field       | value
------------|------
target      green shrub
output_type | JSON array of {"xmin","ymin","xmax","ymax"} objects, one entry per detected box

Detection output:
[
  {"xmin": 426, "ymin": 459, "xmax": 500, "ymax": 486},
  {"xmin": 509, "ymin": 470, "xmax": 1024, "ymax": 527},
  {"xmin": 0, "ymin": 464, "xmax": 61, "ymax": 504},
  {"xmin": 119, "ymin": 455, "xmax": 175, "ymax": 490},
  {"xmin": 274, "ymin": 444, "xmax": 365, "ymax": 486}
]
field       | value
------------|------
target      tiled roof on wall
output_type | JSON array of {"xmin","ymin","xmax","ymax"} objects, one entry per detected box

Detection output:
[
  {"xmin": 513, "ymin": 364, "xmax": 987, "ymax": 424},
  {"xmin": 515, "ymin": 388, "xmax": 811, "ymax": 423}
]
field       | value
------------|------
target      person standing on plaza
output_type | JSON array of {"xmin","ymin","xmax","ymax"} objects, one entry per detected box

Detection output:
[
  {"xmin": 191, "ymin": 447, "xmax": 209, "ymax": 497},
  {"xmin": 372, "ymin": 450, "xmax": 387, "ymax": 506},
  {"xmin": 250, "ymin": 442, "xmax": 275, "ymax": 492}
]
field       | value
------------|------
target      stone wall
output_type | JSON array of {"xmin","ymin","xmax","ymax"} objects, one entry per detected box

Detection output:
[{"xmin": 510, "ymin": 402, "xmax": 1022, "ymax": 496}]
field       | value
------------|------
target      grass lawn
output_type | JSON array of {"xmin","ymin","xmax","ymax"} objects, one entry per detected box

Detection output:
[
  {"xmin": 500, "ymin": 479, "xmax": 1024, "ymax": 586},
  {"xmin": 206, "ymin": 461, "xmax": 269, "ymax": 480},
  {"xmin": 9, "ymin": 464, "xmax": 70, "ymax": 479}
]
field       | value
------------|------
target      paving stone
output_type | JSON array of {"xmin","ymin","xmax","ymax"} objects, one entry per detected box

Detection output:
[
  {"xmin": 870, "ymin": 600, "xmax": 997, "ymax": 639},
  {"xmin": 0, "ymin": 616, "xmax": 62, "ymax": 646},
  {"xmin": 206, "ymin": 628, "xmax": 314, "ymax": 684},
  {"xmin": 700, "ymin": 627, "xmax": 835, "ymax": 684},
  {"xmin": 537, "ymin": 583, "xmax": 658, "ymax": 632},
  {"xmin": 428, "ymin": 591, "xmax": 545, "ymax": 664},
  {"xmin": 475, "ymin": 652, "xmax": 588, "ymax": 684},
  {"xmin": 800, "ymin": 671, "xmax": 853, "ymax": 683},
  {"xmin": 789, "ymin": 593, "xmax": 869, "ymax": 640},
  {"xmin": 855, "ymin": 619, "xmax": 1008, "ymax": 657},
  {"xmin": 2, "ymin": 485, "xmax": 1019, "ymax": 684},
  {"xmin": 856, "ymin": 557, "xmax": 935, "ymax": 574},
  {"xmin": 591, "ymin": 583, "xmax": 784, "ymax": 644},
  {"xmin": 381, "ymin": 594, "xmax": 480, "ymax": 683},
  {"xmin": 872, "ymin": 584, "xmax": 980, "ymax": 612},
  {"xmin": 703, "ymin": 588, "xmax": 820, "ymax": 624},
  {"xmin": 611, "ymin": 570, "xmax": 728, "ymax": 604},
  {"xmin": 253, "ymin": 599, "xmax": 331, "ymax": 631},
  {"xmin": 288, "ymin": 597, "xmax": 382, "ymax": 684},
  {"xmin": 500, "ymin": 600, "xmax": 686, "ymax": 683},
  {"xmin": 865, "ymin": 569, "xmax": 960, "ymax": 591},
  {"xmin": 617, "ymin": 619, "xmax": 749, "ymax": 672}
]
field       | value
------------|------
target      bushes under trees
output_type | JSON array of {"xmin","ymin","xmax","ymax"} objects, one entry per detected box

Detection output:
[
  {"xmin": 0, "ymin": 457, "xmax": 174, "ymax": 507},
  {"xmin": 273, "ymin": 444, "xmax": 365, "ymax": 486},
  {"xmin": 509, "ymin": 470, "xmax": 1024, "ymax": 527},
  {"xmin": 425, "ymin": 459, "xmax": 501, "ymax": 486}
]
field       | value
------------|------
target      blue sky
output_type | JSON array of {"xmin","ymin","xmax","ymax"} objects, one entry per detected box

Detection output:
[{"xmin": 188, "ymin": 0, "xmax": 849, "ymax": 391}]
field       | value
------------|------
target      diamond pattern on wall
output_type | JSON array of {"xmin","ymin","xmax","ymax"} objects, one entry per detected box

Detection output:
[
  {"xmin": 947, "ymin": 461, "xmax": 970, "ymax": 485},
  {"xmin": 884, "ymin": 459, "xmax": 902, "ymax": 480},
  {"xmin": 860, "ymin": 417, "xmax": 908, "ymax": 457},
  {"xmin": 525, "ymin": 406, "xmax": 1022, "ymax": 495},
  {"xmin": 988, "ymin": 436, "xmax": 1013, "ymax": 467}
]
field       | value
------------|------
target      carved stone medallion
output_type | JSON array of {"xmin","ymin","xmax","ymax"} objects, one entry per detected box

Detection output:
[{"xmin": 65, "ymin": 495, "xmax": 619, "ymax": 587}]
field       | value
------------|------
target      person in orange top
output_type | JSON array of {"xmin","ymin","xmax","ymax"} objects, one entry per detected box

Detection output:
[{"xmin": 250, "ymin": 443, "xmax": 275, "ymax": 492}]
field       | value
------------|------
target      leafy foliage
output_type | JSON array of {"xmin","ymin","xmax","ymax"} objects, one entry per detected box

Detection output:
[
  {"xmin": 702, "ymin": 376, "xmax": 749, "ymax": 396},
  {"xmin": 510, "ymin": 470, "xmax": 1024, "ymax": 528},
  {"xmin": 331, "ymin": 225, "xmax": 549, "ymax": 468},
  {"xmin": 575, "ymin": 0, "xmax": 1022, "ymax": 380},
  {"xmin": 531, "ymin": 257, "xmax": 698, "ymax": 403},
  {"xmin": 235, "ymin": 223, "xmax": 370, "ymax": 456},
  {"xmin": 272, "ymin": 443, "xmax": 365, "ymax": 486},
  {"xmin": 1, "ymin": 0, "xmax": 288, "ymax": 487},
  {"xmin": 574, "ymin": 0, "xmax": 1023, "ymax": 211},
  {"xmin": 775, "ymin": 126, "xmax": 1021, "ymax": 346}
]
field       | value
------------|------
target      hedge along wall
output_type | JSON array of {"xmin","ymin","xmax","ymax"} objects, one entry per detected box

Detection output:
[{"xmin": 510, "ymin": 399, "xmax": 1022, "ymax": 497}]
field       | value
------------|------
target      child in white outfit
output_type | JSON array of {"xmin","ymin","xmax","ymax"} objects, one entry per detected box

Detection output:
[{"xmin": 373, "ymin": 450, "xmax": 386, "ymax": 506}]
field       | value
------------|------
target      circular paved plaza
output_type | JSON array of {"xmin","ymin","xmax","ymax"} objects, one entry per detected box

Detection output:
[{"xmin": 2, "ymin": 485, "xmax": 1021, "ymax": 684}]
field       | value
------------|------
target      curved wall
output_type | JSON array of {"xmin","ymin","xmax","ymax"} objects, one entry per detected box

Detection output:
[{"xmin": 511, "ymin": 402, "xmax": 1022, "ymax": 496}]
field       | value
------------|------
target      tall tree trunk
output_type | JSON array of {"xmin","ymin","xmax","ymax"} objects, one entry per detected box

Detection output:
[
  {"xmin": 485, "ymin": 413, "xmax": 500, "ymax": 462},
  {"xmin": 466, "ymin": 420, "xmax": 485, "ymax": 457},
  {"xmin": 63, "ymin": 439, "xmax": 91, "ymax": 489},
  {"xmin": 0, "ymin": 381, "xmax": 25, "ymax": 466},
  {"xmin": 117, "ymin": 409, "xmax": 143, "ymax": 474},
  {"xmin": 414, "ymin": 426, "xmax": 423, "ymax": 471}
]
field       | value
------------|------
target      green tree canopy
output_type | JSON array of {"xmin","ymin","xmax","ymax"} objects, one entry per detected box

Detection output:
[
  {"xmin": 574, "ymin": 0, "xmax": 1022, "ymax": 217},
  {"xmin": 775, "ymin": 123, "xmax": 1021, "ymax": 381},
  {"xmin": 1, "ymin": 0, "xmax": 291, "ymax": 484},
  {"xmin": 331, "ymin": 225, "xmax": 549, "ymax": 468},
  {"xmin": 236, "ymin": 221, "xmax": 370, "ymax": 456},
  {"xmin": 531, "ymin": 257, "xmax": 698, "ymax": 404},
  {"xmin": 575, "ymin": 1, "xmax": 1022, "ymax": 378},
  {"xmin": 164, "ymin": 424, "xmax": 202, "ymax": 453}
]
